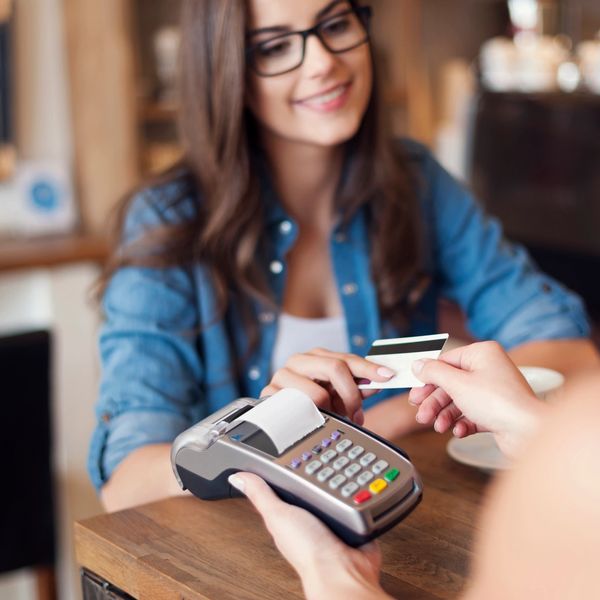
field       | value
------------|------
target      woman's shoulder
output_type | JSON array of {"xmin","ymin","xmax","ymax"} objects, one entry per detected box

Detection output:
[
  {"xmin": 392, "ymin": 137, "xmax": 437, "ymax": 173},
  {"xmin": 123, "ymin": 168, "xmax": 198, "ymax": 239}
]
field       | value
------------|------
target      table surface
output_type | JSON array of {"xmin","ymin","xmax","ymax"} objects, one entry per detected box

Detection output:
[{"xmin": 75, "ymin": 430, "xmax": 491, "ymax": 600}]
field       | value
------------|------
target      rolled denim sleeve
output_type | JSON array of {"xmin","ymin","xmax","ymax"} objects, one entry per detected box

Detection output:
[
  {"xmin": 426, "ymin": 152, "xmax": 590, "ymax": 348},
  {"xmin": 88, "ymin": 190, "xmax": 204, "ymax": 492}
]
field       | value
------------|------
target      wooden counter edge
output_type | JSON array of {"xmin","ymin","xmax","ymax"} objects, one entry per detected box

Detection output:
[{"xmin": 74, "ymin": 519, "xmax": 214, "ymax": 600}]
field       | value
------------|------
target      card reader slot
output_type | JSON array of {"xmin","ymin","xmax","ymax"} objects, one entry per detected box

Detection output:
[
  {"xmin": 223, "ymin": 404, "xmax": 254, "ymax": 423},
  {"xmin": 372, "ymin": 483, "xmax": 421, "ymax": 526}
]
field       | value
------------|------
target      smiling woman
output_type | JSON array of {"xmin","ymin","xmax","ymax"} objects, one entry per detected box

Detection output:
[{"xmin": 91, "ymin": 0, "xmax": 597, "ymax": 512}]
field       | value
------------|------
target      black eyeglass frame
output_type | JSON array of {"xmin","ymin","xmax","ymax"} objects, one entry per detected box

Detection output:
[{"xmin": 246, "ymin": 5, "xmax": 373, "ymax": 77}]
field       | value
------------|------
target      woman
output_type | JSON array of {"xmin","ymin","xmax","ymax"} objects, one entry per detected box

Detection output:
[
  {"xmin": 91, "ymin": 0, "xmax": 596, "ymax": 511},
  {"xmin": 231, "ymin": 343, "xmax": 600, "ymax": 599}
]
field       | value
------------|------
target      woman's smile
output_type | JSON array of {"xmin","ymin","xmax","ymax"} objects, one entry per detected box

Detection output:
[{"xmin": 293, "ymin": 81, "xmax": 353, "ymax": 113}]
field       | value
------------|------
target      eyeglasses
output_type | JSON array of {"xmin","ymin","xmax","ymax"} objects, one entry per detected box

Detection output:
[{"xmin": 246, "ymin": 6, "xmax": 372, "ymax": 77}]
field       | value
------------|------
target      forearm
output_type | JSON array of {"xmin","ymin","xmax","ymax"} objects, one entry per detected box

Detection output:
[
  {"xmin": 507, "ymin": 338, "xmax": 600, "ymax": 377},
  {"xmin": 303, "ymin": 561, "xmax": 392, "ymax": 600},
  {"xmin": 364, "ymin": 392, "xmax": 427, "ymax": 439},
  {"xmin": 100, "ymin": 443, "xmax": 186, "ymax": 512},
  {"xmin": 304, "ymin": 577, "xmax": 390, "ymax": 600}
]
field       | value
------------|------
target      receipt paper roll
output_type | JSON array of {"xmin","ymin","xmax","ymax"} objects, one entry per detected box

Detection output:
[{"xmin": 231, "ymin": 388, "xmax": 325, "ymax": 454}]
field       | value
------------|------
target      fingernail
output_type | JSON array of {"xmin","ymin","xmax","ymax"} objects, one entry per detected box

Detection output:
[
  {"xmin": 415, "ymin": 412, "xmax": 424, "ymax": 423},
  {"xmin": 228, "ymin": 474, "xmax": 245, "ymax": 493},
  {"xmin": 377, "ymin": 366, "xmax": 395, "ymax": 378},
  {"xmin": 453, "ymin": 426, "xmax": 459, "ymax": 436},
  {"xmin": 412, "ymin": 360, "xmax": 424, "ymax": 375},
  {"xmin": 353, "ymin": 409, "xmax": 364, "ymax": 425}
]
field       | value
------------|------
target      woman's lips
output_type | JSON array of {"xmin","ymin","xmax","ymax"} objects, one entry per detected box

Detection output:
[{"xmin": 294, "ymin": 82, "xmax": 352, "ymax": 113}]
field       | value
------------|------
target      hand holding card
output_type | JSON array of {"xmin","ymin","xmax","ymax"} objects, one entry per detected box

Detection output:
[{"xmin": 358, "ymin": 334, "xmax": 449, "ymax": 390}]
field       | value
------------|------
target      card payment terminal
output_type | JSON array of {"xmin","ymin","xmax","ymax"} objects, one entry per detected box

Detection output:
[{"xmin": 171, "ymin": 389, "xmax": 422, "ymax": 547}]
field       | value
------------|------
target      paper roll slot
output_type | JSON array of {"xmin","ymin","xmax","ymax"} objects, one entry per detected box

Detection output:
[{"xmin": 231, "ymin": 388, "xmax": 325, "ymax": 454}]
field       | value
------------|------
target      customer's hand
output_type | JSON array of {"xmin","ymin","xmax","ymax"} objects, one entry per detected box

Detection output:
[
  {"xmin": 228, "ymin": 472, "xmax": 391, "ymax": 600},
  {"xmin": 408, "ymin": 341, "xmax": 546, "ymax": 457},
  {"xmin": 262, "ymin": 348, "xmax": 394, "ymax": 425}
]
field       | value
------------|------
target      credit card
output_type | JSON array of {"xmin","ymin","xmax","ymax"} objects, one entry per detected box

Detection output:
[{"xmin": 358, "ymin": 333, "xmax": 449, "ymax": 390}]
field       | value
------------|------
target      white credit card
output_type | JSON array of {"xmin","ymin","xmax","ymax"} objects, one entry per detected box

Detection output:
[{"xmin": 358, "ymin": 333, "xmax": 449, "ymax": 390}]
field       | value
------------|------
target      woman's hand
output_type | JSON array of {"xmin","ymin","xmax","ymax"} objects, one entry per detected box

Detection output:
[
  {"xmin": 408, "ymin": 341, "xmax": 546, "ymax": 457},
  {"xmin": 228, "ymin": 472, "xmax": 391, "ymax": 600},
  {"xmin": 262, "ymin": 348, "xmax": 394, "ymax": 425}
]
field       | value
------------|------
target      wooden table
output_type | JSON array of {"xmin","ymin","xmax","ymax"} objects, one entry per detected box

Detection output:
[{"xmin": 75, "ymin": 431, "xmax": 491, "ymax": 599}]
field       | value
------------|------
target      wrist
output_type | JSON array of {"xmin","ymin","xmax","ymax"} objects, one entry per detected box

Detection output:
[
  {"xmin": 303, "ymin": 573, "xmax": 388, "ymax": 600},
  {"xmin": 496, "ymin": 394, "xmax": 546, "ymax": 458},
  {"xmin": 301, "ymin": 555, "xmax": 389, "ymax": 600}
]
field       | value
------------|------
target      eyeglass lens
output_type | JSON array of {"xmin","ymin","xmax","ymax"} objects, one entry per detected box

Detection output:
[{"xmin": 251, "ymin": 9, "xmax": 368, "ymax": 76}]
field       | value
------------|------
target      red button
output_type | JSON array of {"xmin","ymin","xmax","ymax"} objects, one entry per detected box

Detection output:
[{"xmin": 353, "ymin": 490, "xmax": 372, "ymax": 504}]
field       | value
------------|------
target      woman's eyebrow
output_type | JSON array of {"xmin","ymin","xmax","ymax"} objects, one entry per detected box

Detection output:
[{"xmin": 247, "ymin": 0, "xmax": 347, "ymax": 37}]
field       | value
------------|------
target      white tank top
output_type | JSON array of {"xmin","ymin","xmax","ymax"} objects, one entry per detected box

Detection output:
[{"xmin": 271, "ymin": 313, "xmax": 349, "ymax": 374}]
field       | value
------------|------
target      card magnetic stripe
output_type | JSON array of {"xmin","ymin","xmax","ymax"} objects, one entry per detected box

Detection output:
[{"xmin": 367, "ymin": 339, "xmax": 445, "ymax": 356}]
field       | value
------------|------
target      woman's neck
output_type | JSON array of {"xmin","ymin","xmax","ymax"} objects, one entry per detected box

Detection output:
[{"xmin": 261, "ymin": 132, "xmax": 344, "ymax": 227}]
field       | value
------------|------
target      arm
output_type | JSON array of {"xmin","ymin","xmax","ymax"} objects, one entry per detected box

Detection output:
[
  {"xmin": 228, "ymin": 473, "xmax": 391, "ymax": 600},
  {"xmin": 90, "ymin": 191, "xmax": 204, "ymax": 511},
  {"xmin": 507, "ymin": 338, "xmax": 600, "ymax": 376},
  {"xmin": 100, "ymin": 444, "xmax": 186, "ymax": 513},
  {"xmin": 427, "ymin": 149, "xmax": 593, "ymax": 362},
  {"xmin": 465, "ymin": 373, "xmax": 600, "ymax": 599}
]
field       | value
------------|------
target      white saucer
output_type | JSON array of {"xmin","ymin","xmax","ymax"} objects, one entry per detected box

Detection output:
[{"xmin": 446, "ymin": 433, "xmax": 511, "ymax": 472}]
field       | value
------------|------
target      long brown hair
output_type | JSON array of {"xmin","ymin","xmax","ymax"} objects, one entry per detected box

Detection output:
[{"xmin": 98, "ymin": 0, "xmax": 423, "ymax": 352}]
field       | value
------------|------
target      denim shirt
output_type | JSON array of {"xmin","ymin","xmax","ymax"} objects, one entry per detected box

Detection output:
[{"xmin": 89, "ymin": 139, "xmax": 590, "ymax": 491}]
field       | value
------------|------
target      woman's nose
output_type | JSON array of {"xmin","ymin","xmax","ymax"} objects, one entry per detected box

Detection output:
[{"xmin": 302, "ymin": 35, "xmax": 338, "ymax": 78}]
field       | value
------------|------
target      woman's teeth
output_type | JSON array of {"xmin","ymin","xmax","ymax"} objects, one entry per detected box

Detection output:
[{"xmin": 309, "ymin": 85, "xmax": 347, "ymax": 105}]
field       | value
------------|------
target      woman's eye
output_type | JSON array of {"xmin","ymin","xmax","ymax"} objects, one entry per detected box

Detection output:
[
  {"xmin": 321, "ymin": 16, "xmax": 351, "ymax": 36},
  {"xmin": 256, "ymin": 39, "xmax": 292, "ymax": 58}
]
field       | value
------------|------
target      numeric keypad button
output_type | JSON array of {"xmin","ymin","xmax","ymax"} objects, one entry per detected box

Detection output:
[
  {"xmin": 359, "ymin": 452, "xmax": 376, "ymax": 467},
  {"xmin": 348, "ymin": 445, "xmax": 364, "ymax": 460},
  {"xmin": 317, "ymin": 467, "xmax": 335, "ymax": 482},
  {"xmin": 305, "ymin": 460, "xmax": 321, "ymax": 475},
  {"xmin": 372, "ymin": 459, "xmax": 389, "ymax": 475},
  {"xmin": 341, "ymin": 482, "xmax": 359, "ymax": 498},
  {"xmin": 329, "ymin": 474, "xmax": 347, "ymax": 490},
  {"xmin": 332, "ymin": 456, "xmax": 350, "ymax": 471},
  {"xmin": 344, "ymin": 463, "xmax": 361, "ymax": 478},
  {"xmin": 335, "ymin": 439, "xmax": 352, "ymax": 453},
  {"xmin": 357, "ymin": 471, "xmax": 374, "ymax": 486}
]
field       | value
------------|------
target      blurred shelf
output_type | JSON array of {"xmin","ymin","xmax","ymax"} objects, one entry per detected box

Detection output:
[
  {"xmin": 0, "ymin": 233, "xmax": 109, "ymax": 272},
  {"xmin": 139, "ymin": 101, "xmax": 178, "ymax": 123}
]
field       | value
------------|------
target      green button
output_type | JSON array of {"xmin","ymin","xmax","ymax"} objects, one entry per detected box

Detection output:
[{"xmin": 384, "ymin": 468, "xmax": 399, "ymax": 482}]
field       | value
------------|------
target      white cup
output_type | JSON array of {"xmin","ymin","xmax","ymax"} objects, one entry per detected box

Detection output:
[{"xmin": 518, "ymin": 366, "xmax": 565, "ymax": 400}]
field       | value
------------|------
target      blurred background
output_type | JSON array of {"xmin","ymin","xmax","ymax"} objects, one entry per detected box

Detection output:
[{"xmin": 0, "ymin": 0, "xmax": 599, "ymax": 598}]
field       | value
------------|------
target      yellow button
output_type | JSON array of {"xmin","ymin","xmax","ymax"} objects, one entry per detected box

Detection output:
[{"xmin": 369, "ymin": 479, "xmax": 388, "ymax": 494}]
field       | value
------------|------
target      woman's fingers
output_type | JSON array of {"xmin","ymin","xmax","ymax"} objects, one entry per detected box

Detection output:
[
  {"xmin": 268, "ymin": 368, "xmax": 333, "ymax": 408},
  {"xmin": 415, "ymin": 386, "xmax": 453, "ymax": 425},
  {"xmin": 283, "ymin": 352, "xmax": 383, "ymax": 420},
  {"xmin": 451, "ymin": 416, "xmax": 480, "ymax": 438},
  {"xmin": 229, "ymin": 472, "xmax": 352, "ymax": 573},
  {"xmin": 306, "ymin": 348, "xmax": 395, "ymax": 382},
  {"xmin": 432, "ymin": 402, "xmax": 463, "ymax": 433},
  {"xmin": 408, "ymin": 383, "xmax": 436, "ymax": 406}
]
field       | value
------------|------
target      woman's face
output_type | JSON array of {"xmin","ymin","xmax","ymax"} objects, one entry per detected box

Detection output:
[{"xmin": 245, "ymin": 0, "xmax": 373, "ymax": 149}]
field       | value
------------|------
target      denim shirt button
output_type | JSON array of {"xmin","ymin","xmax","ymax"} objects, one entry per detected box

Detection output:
[
  {"xmin": 101, "ymin": 412, "xmax": 111, "ymax": 423},
  {"xmin": 248, "ymin": 366, "xmax": 261, "ymax": 381},
  {"xmin": 259, "ymin": 311, "xmax": 276, "ymax": 324},
  {"xmin": 334, "ymin": 232, "xmax": 346, "ymax": 243},
  {"xmin": 279, "ymin": 220, "xmax": 293, "ymax": 234},
  {"xmin": 342, "ymin": 283, "xmax": 358, "ymax": 296},
  {"xmin": 270, "ymin": 260, "xmax": 284, "ymax": 274},
  {"xmin": 352, "ymin": 335, "xmax": 366, "ymax": 348}
]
